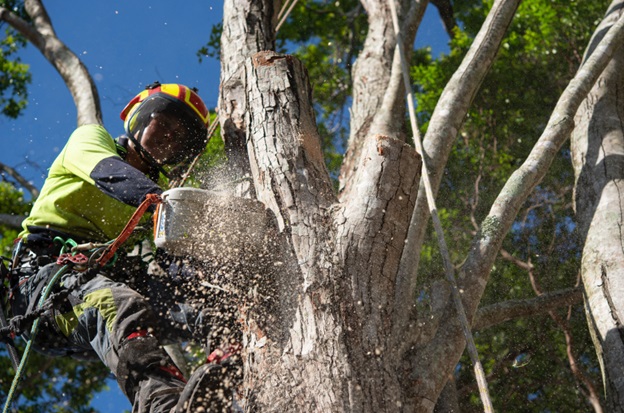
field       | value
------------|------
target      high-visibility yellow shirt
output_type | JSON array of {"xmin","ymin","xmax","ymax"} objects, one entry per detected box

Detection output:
[{"xmin": 20, "ymin": 124, "xmax": 160, "ymax": 242}]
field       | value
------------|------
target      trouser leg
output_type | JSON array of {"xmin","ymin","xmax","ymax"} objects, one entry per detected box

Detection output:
[{"xmin": 56, "ymin": 274, "xmax": 186, "ymax": 412}]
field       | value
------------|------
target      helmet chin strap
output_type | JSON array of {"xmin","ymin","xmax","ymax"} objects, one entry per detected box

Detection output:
[{"xmin": 126, "ymin": 131, "xmax": 171, "ymax": 180}]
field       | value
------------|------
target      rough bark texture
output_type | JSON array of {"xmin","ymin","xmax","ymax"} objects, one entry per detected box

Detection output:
[
  {"xmin": 218, "ymin": 0, "xmax": 277, "ymax": 195},
  {"xmin": 242, "ymin": 51, "xmax": 348, "ymax": 412},
  {"xmin": 339, "ymin": 0, "xmax": 427, "ymax": 195},
  {"xmin": 241, "ymin": 50, "xmax": 421, "ymax": 412},
  {"xmin": 0, "ymin": 0, "xmax": 101, "ymax": 126},
  {"xmin": 571, "ymin": 2, "xmax": 624, "ymax": 410},
  {"xmin": 334, "ymin": 133, "xmax": 421, "ymax": 411}
]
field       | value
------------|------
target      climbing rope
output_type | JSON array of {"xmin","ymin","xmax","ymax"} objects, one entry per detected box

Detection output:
[
  {"xmin": 275, "ymin": 0, "xmax": 300, "ymax": 32},
  {"xmin": 386, "ymin": 0, "xmax": 494, "ymax": 411},
  {"xmin": 96, "ymin": 193, "xmax": 163, "ymax": 267}
]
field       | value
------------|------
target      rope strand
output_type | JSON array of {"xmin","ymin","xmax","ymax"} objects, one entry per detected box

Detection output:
[
  {"xmin": 276, "ymin": 0, "xmax": 300, "ymax": 32},
  {"xmin": 386, "ymin": 0, "xmax": 494, "ymax": 411}
]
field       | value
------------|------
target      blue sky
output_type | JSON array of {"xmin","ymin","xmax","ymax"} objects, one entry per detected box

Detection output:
[
  {"xmin": 2, "ymin": 1, "xmax": 224, "ymax": 192},
  {"xmin": 1, "ymin": 1, "xmax": 448, "ymax": 411}
]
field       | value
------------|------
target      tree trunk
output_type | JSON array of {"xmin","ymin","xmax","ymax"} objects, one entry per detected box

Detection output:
[
  {"xmin": 571, "ymin": 2, "xmax": 624, "ymax": 410},
  {"xmin": 218, "ymin": 0, "xmax": 277, "ymax": 195},
  {"xmin": 240, "ymin": 50, "xmax": 421, "ymax": 412}
]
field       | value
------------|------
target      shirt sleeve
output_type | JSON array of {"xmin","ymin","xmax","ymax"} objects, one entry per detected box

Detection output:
[
  {"xmin": 90, "ymin": 156, "xmax": 163, "ymax": 207},
  {"xmin": 61, "ymin": 124, "xmax": 162, "ymax": 207}
]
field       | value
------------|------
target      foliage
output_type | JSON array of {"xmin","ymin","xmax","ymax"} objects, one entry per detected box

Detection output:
[
  {"xmin": 0, "ymin": 181, "xmax": 30, "ymax": 255},
  {"xmin": 0, "ymin": 0, "xmax": 31, "ymax": 118},
  {"xmin": 413, "ymin": 0, "xmax": 608, "ymax": 409}
]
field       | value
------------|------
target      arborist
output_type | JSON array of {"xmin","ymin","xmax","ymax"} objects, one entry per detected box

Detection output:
[{"xmin": 5, "ymin": 82, "xmax": 236, "ymax": 412}]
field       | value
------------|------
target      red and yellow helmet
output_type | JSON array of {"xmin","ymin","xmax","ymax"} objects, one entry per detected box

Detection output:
[
  {"xmin": 120, "ymin": 82, "xmax": 210, "ymax": 129},
  {"xmin": 119, "ymin": 82, "xmax": 210, "ymax": 172}
]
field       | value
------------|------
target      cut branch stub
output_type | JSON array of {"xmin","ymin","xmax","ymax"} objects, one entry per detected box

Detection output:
[
  {"xmin": 246, "ymin": 51, "xmax": 335, "ymax": 236},
  {"xmin": 243, "ymin": 50, "xmax": 348, "ymax": 411}
]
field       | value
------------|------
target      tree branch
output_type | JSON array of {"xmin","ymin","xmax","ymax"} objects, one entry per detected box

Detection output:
[
  {"xmin": 0, "ymin": 214, "xmax": 25, "ymax": 230},
  {"xmin": 473, "ymin": 287, "xmax": 583, "ymax": 331},
  {"xmin": 14, "ymin": 0, "xmax": 102, "ymax": 126},
  {"xmin": 430, "ymin": 0, "xmax": 456, "ymax": 37},
  {"xmin": 1, "ymin": 1, "xmax": 101, "ymax": 126},
  {"xmin": 0, "ymin": 162, "xmax": 39, "ymax": 198},
  {"xmin": 0, "ymin": 6, "xmax": 44, "ymax": 48},
  {"xmin": 409, "ymin": 6, "xmax": 624, "ymax": 405},
  {"xmin": 399, "ymin": 0, "xmax": 522, "ymax": 305},
  {"xmin": 460, "ymin": 4, "xmax": 624, "ymax": 317}
]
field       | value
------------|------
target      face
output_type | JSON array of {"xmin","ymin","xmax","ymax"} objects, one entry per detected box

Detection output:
[{"xmin": 139, "ymin": 112, "xmax": 188, "ymax": 165}]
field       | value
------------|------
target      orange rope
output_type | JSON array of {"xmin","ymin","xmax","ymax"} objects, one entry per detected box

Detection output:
[{"xmin": 96, "ymin": 193, "xmax": 162, "ymax": 267}]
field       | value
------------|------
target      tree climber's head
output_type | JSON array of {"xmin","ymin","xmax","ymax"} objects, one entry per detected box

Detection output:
[{"xmin": 120, "ymin": 82, "xmax": 210, "ymax": 178}]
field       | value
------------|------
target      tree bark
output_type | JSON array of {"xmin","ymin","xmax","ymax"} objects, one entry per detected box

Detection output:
[
  {"xmin": 241, "ymin": 50, "xmax": 421, "ymax": 412},
  {"xmin": 241, "ymin": 51, "xmax": 348, "ymax": 412},
  {"xmin": 571, "ymin": 2, "xmax": 624, "ymax": 410},
  {"xmin": 218, "ymin": 0, "xmax": 277, "ymax": 195}
]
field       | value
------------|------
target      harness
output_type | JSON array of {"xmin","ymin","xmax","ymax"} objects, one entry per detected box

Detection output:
[{"xmin": 1, "ymin": 194, "xmax": 162, "ymax": 413}]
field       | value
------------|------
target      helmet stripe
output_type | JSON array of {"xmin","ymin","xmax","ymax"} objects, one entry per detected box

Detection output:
[{"xmin": 120, "ymin": 83, "xmax": 210, "ymax": 129}]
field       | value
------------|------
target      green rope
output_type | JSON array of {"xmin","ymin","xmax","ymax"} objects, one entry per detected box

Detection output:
[{"xmin": 2, "ymin": 264, "xmax": 69, "ymax": 413}]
